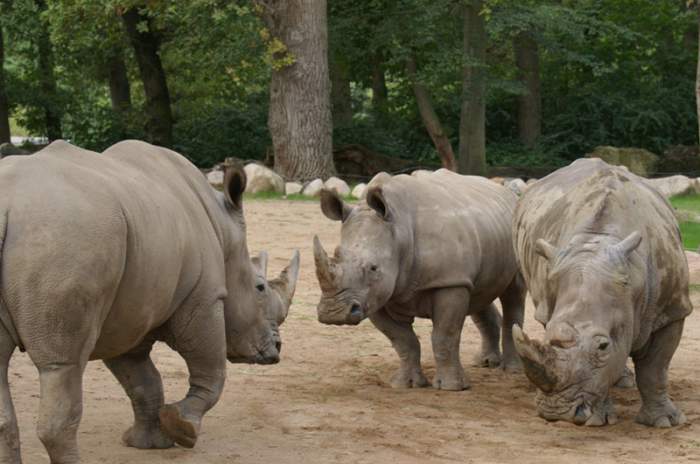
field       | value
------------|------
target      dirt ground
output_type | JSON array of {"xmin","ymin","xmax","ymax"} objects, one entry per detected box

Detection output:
[{"xmin": 8, "ymin": 199, "xmax": 700, "ymax": 464}]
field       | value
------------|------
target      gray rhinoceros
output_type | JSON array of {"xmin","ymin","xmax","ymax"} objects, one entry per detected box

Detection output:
[
  {"xmin": 512, "ymin": 158, "xmax": 692, "ymax": 427},
  {"xmin": 0, "ymin": 140, "xmax": 298, "ymax": 464},
  {"xmin": 313, "ymin": 170, "xmax": 526, "ymax": 390}
]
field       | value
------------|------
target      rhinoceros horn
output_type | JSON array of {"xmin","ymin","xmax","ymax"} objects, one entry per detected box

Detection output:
[
  {"xmin": 513, "ymin": 325, "xmax": 560, "ymax": 393},
  {"xmin": 313, "ymin": 236, "xmax": 335, "ymax": 291}
]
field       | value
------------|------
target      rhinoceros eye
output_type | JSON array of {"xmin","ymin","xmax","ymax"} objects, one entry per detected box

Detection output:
[
  {"xmin": 370, "ymin": 264, "xmax": 378, "ymax": 272},
  {"xmin": 256, "ymin": 283, "xmax": 265, "ymax": 292},
  {"xmin": 598, "ymin": 342, "xmax": 609, "ymax": 351}
]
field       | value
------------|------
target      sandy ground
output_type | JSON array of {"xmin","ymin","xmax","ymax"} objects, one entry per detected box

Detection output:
[{"xmin": 7, "ymin": 199, "xmax": 700, "ymax": 464}]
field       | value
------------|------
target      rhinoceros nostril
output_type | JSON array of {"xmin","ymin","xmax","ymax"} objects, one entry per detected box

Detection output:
[
  {"xmin": 574, "ymin": 403, "xmax": 589, "ymax": 424},
  {"xmin": 350, "ymin": 304, "xmax": 362, "ymax": 317},
  {"xmin": 275, "ymin": 341, "xmax": 282, "ymax": 353}
]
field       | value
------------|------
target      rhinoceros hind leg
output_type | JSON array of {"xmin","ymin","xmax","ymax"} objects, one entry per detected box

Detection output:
[
  {"xmin": 36, "ymin": 363, "xmax": 85, "ymax": 464},
  {"xmin": 431, "ymin": 288, "xmax": 470, "ymax": 391},
  {"xmin": 369, "ymin": 308, "xmax": 428, "ymax": 388},
  {"xmin": 498, "ymin": 273, "xmax": 526, "ymax": 373},
  {"xmin": 633, "ymin": 319, "xmax": 686, "ymax": 428},
  {"xmin": 0, "ymin": 326, "xmax": 20, "ymax": 464},
  {"xmin": 160, "ymin": 301, "xmax": 226, "ymax": 448},
  {"xmin": 470, "ymin": 304, "xmax": 502, "ymax": 368},
  {"xmin": 104, "ymin": 343, "xmax": 174, "ymax": 449}
]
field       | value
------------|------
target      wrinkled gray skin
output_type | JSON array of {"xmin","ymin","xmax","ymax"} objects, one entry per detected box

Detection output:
[
  {"xmin": 513, "ymin": 158, "xmax": 692, "ymax": 427},
  {"xmin": 314, "ymin": 170, "xmax": 527, "ymax": 391},
  {"xmin": 0, "ymin": 140, "xmax": 299, "ymax": 463}
]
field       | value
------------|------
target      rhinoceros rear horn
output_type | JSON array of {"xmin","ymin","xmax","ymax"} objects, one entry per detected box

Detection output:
[
  {"xmin": 223, "ymin": 163, "xmax": 247, "ymax": 209},
  {"xmin": 535, "ymin": 239, "xmax": 557, "ymax": 261},
  {"xmin": 313, "ymin": 236, "xmax": 334, "ymax": 291},
  {"xmin": 613, "ymin": 231, "xmax": 642, "ymax": 257},
  {"xmin": 512, "ymin": 325, "xmax": 559, "ymax": 393}
]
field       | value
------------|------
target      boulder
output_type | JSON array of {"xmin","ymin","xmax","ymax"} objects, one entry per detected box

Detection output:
[
  {"xmin": 526, "ymin": 178, "xmax": 538, "ymax": 186},
  {"xmin": 585, "ymin": 146, "xmax": 659, "ymax": 177},
  {"xmin": 686, "ymin": 251, "xmax": 700, "ymax": 286},
  {"xmin": 489, "ymin": 177, "xmax": 506, "ymax": 185},
  {"xmin": 285, "ymin": 182, "xmax": 303, "ymax": 195},
  {"xmin": 324, "ymin": 176, "xmax": 351, "ymax": 197},
  {"xmin": 0, "ymin": 143, "xmax": 30, "ymax": 158},
  {"xmin": 206, "ymin": 170, "xmax": 224, "ymax": 187},
  {"xmin": 302, "ymin": 178, "xmax": 324, "ymax": 197},
  {"xmin": 505, "ymin": 178, "xmax": 527, "ymax": 196},
  {"xmin": 658, "ymin": 145, "xmax": 700, "ymax": 174},
  {"xmin": 351, "ymin": 183, "xmax": 367, "ymax": 200},
  {"xmin": 646, "ymin": 175, "xmax": 700, "ymax": 198},
  {"xmin": 244, "ymin": 163, "xmax": 285, "ymax": 194}
]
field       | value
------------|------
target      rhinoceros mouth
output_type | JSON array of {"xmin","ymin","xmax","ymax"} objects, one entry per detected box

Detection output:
[{"xmin": 535, "ymin": 388, "xmax": 610, "ymax": 426}]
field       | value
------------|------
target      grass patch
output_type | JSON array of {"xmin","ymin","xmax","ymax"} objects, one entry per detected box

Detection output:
[
  {"xmin": 670, "ymin": 194, "xmax": 700, "ymax": 214},
  {"xmin": 243, "ymin": 190, "xmax": 357, "ymax": 202},
  {"xmin": 680, "ymin": 221, "xmax": 700, "ymax": 251}
]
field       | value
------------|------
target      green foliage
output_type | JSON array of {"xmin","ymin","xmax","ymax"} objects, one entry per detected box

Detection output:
[{"xmin": 679, "ymin": 221, "xmax": 700, "ymax": 251}]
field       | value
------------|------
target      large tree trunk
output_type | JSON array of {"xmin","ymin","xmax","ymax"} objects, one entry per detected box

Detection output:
[
  {"xmin": 121, "ymin": 7, "xmax": 173, "ymax": 148},
  {"xmin": 458, "ymin": 0, "xmax": 487, "ymax": 176},
  {"xmin": 514, "ymin": 31, "xmax": 541, "ymax": 148},
  {"xmin": 36, "ymin": 0, "xmax": 62, "ymax": 141},
  {"xmin": 0, "ymin": 26, "xmax": 11, "ymax": 144},
  {"xmin": 259, "ymin": 0, "xmax": 335, "ymax": 181},
  {"xmin": 107, "ymin": 51, "xmax": 132, "ymax": 114},
  {"xmin": 405, "ymin": 56, "xmax": 457, "ymax": 171},
  {"xmin": 371, "ymin": 53, "xmax": 388, "ymax": 111},
  {"xmin": 330, "ymin": 52, "xmax": 352, "ymax": 128}
]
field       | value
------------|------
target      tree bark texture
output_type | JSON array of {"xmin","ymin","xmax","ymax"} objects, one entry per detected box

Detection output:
[
  {"xmin": 121, "ymin": 7, "xmax": 173, "ymax": 148},
  {"xmin": 405, "ymin": 56, "xmax": 457, "ymax": 171},
  {"xmin": 260, "ymin": 0, "xmax": 335, "ymax": 181},
  {"xmin": 0, "ymin": 26, "xmax": 11, "ymax": 144},
  {"xmin": 107, "ymin": 51, "xmax": 132, "ymax": 114},
  {"xmin": 36, "ymin": 0, "xmax": 62, "ymax": 141},
  {"xmin": 330, "ymin": 52, "xmax": 352, "ymax": 128},
  {"xmin": 514, "ymin": 31, "xmax": 541, "ymax": 148},
  {"xmin": 458, "ymin": 0, "xmax": 486, "ymax": 175}
]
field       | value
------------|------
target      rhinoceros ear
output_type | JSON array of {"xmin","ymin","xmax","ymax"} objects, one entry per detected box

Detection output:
[
  {"xmin": 366, "ymin": 186, "xmax": 391, "ymax": 221},
  {"xmin": 535, "ymin": 239, "xmax": 557, "ymax": 261},
  {"xmin": 320, "ymin": 188, "xmax": 353, "ymax": 222},
  {"xmin": 223, "ymin": 163, "xmax": 247, "ymax": 209}
]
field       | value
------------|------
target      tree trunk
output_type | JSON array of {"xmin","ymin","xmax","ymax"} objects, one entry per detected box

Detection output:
[
  {"xmin": 330, "ymin": 52, "xmax": 352, "ymax": 128},
  {"xmin": 121, "ymin": 7, "xmax": 173, "ymax": 148},
  {"xmin": 36, "ymin": 0, "xmax": 62, "ymax": 141},
  {"xmin": 0, "ymin": 26, "xmax": 11, "ymax": 144},
  {"xmin": 371, "ymin": 53, "xmax": 388, "ymax": 111},
  {"xmin": 259, "ymin": 0, "xmax": 335, "ymax": 181},
  {"xmin": 107, "ymin": 51, "xmax": 132, "ymax": 114},
  {"xmin": 696, "ymin": 1, "xmax": 700, "ymax": 146},
  {"xmin": 458, "ymin": 0, "xmax": 486, "ymax": 176},
  {"xmin": 514, "ymin": 31, "xmax": 541, "ymax": 148},
  {"xmin": 405, "ymin": 55, "xmax": 457, "ymax": 171}
]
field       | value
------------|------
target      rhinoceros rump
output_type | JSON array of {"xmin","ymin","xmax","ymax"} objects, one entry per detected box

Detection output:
[
  {"xmin": 314, "ymin": 169, "xmax": 527, "ymax": 390},
  {"xmin": 512, "ymin": 158, "xmax": 692, "ymax": 427},
  {"xmin": 0, "ymin": 140, "xmax": 299, "ymax": 463}
]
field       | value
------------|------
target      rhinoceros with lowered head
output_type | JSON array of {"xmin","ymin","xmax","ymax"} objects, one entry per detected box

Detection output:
[
  {"xmin": 0, "ymin": 140, "xmax": 299, "ymax": 463},
  {"xmin": 512, "ymin": 158, "xmax": 692, "ymax": 427},
  {"xmin": 313, "ymin": 169, "xmax": 527, "ymax": 390}
]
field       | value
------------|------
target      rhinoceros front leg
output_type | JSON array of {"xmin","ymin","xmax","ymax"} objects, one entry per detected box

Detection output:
[
  {"xmin": 104, "ymin": 343, "xmax": 174, "ymax": 449},
  {"xmin": 633, "ymin": 319, "xmax": 687, "ymax": 428},
  {"xmin": 159, "ymin": 301, "xmax": 226, "ymax": 448},
  {"xmin": 369, "ymin": 308, "xmax": 428, "ymax": 389},
  {"xmin": 36, "ymin": 363, "xmax": 86, "ymax": 464},
  {"xmin": 470, "ymin": 304, "xmax": 502, "ymax": 368},
  {"xmin": 499, "ymin": 273, "xmax": 526, "ymax": 372},
  {"xmin": 431, "ymin": 287, "xmax": 470, "ymax": 391},
  {"xmin": 0, "ymin": 326, "xmax": 20, "ymax": 464}
]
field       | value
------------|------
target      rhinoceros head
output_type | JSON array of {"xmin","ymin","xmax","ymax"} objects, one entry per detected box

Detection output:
[
  {"xmin": 219, "ymin": 165, "xmax": 294, "ymax": 364},
  {"xmin": 251, "ymin": 249, "xmax": 300, "ymax": 343},
  {"xmin": 513, "ymin": 231, "xmax": 642, "ymax": 426},
  {"xmin": 313, "ymin": 188, "xmax": 400, "ymax": 325}
]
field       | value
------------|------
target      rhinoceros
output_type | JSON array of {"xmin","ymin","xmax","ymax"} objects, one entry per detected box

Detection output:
[
  {"xmin": 313, "ymin": 170, "xmax": 526, "ymax": 390},
  {"xmin": 512, "ymin": 158, "xmax": 692, "ymax": 427},
  {"xmin": 0, "ymin": 140, "xmax": 298, "ymax": 463}
]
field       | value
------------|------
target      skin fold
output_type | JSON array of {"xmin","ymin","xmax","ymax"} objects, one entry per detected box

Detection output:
[
  {"xmin": 0, "ymin": 140, "xmax": 298, "ymax": 463},
  {"xmin": 512, "ymin": 158, "xmax": 692, "ymax": 427},
  {"xmin": 314, "ymin": 169, "xmax": 527, "ymax": 391}
]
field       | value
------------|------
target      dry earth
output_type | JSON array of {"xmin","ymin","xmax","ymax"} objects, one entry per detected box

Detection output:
[{"xmin": 8, "ymin": 200, "xmax": 700, "ymax": 464}]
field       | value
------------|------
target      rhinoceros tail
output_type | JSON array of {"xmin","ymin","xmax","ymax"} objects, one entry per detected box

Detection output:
[{"xmin": 0, "ymin": 212, "xmax": 23, "ymax": 351}]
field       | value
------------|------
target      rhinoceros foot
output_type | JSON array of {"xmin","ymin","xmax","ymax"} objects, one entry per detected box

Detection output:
[
  {"xmin": 432, "ymin": 367, "xmax": 470, "ymax": 391},
  {"xmin": 159, "ymin": 404, "xmax": 200, "ymax": 448},
  {"xmin": 502, "ymin": 356, "xmax": 523, "ymax": 374},
  {"xmin": 614, "ymin": 366, "xmax": 635, "ymax": 389},
  {"xmin": 472, "ymin": 350, "xmax": 501, "ymax": 369},
  {"xmin": 122, "ymin": 423, "xmax": 174, "ymax": 449},
  {"xmin": 390, "ymin": 367, "xmax": 429, "ymax": 389},
  {"xmin": 636, "ymin": 399, "xmax": 687, "ymax": 428}
]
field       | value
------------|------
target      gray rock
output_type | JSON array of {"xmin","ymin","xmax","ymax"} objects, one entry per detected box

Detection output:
[
  {"xmin": 244, "ymin": 163, "xmax": 285, "ymax": 194},
  {"xmin": 505, "ymin": 178, "xmax": 527, "ymax": 196},
  {"xmin": 285, "ymin": 182, "xmax": 303, "ymax": 195},
  {"xmin": 585, "ymin": 146, "xmax": 658, "ymax": 177},
  {"xmin": 206, "ymin": 170, "xmax": 224, "ymax": 186},
  {"xmin": 324, "ymin": 177, "xmax": 351, "ymax": 196},
  {"xmin": 302, "ymin": 178, "xmax": 325, "ymax": 197},
  {"xmin": 351, "ymin": 183, "xmax": 367, "ymax": 200},
  {"xmin": 646, "ymin": 175, "xmax": 700, "ymax": 198}
]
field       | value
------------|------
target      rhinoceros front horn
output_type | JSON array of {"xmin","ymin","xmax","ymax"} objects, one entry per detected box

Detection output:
[
  {"xmin": 313, "ymin": 236, "xmax": 334, "ymax": 291},
  {"xmin": 512, "ymin": 325, "xmax": 559, "ymax": 393}
]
